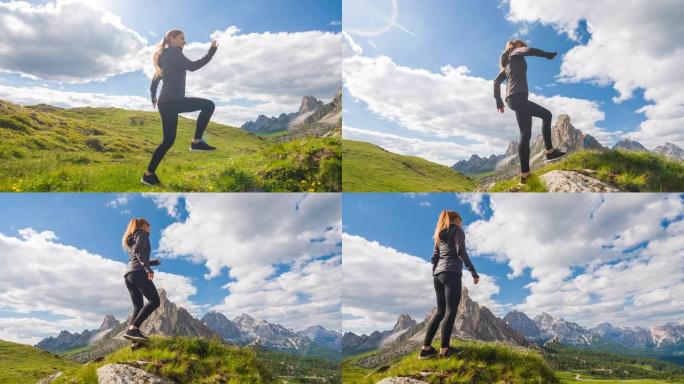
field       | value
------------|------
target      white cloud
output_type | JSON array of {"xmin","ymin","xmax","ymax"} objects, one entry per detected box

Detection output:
[
  {"xmin": 342, "ymin": 233, "xmax": 500, "ymax": 335},
  {"xmin": 143, "ymin": 193, "xmax": 182, "ymax": 218},
  {"xmin": 0, "ymin": 228, "xmax": 199, "ymax": 344},
  {"xmin": 156, "ymin": 193, "xmax": 342, "ymax": 330},
  {"xmin": 343, "ymin": 36, "xmax": 609, "ymax": 162},
  {"xmin": 0, "ymin": 0, "xmax": 147, "ymax": 83},
  {"xmin": 457, "ymin": 193, "xmax": 485, "ymax": 216},
  {"xmin": 0, "ymin": 85, "xmax": 151, "ymax": 110},
  {"xmin": 467, "ymin": 193, "xmax": 684, "ymax": 327},
  {"xmin": 107, "ymin": 194, "xmax": 130, "ymax": 208},
  {"xmin": 506, "ymin": 0, "xmax": 684, "ymax": 148}
]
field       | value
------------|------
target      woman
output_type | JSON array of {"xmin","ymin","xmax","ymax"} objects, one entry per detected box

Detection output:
[
  {"xmin": 493, "ymin": 39, "xmax": 566, "ymax": 183},
  {"xmin": 122, "ymin": 218, "xmax": 161, "ymax": 342},
  {"xmin": 143, "ymin": 29, "xmax": 219, "ymax": 186},
  {"xmin": 419, "ymin": 210, "xmax": 479, "ymax": 359}
]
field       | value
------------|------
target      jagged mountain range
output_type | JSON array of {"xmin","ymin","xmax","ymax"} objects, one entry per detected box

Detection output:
[
  {"xmin": 242, "ymin": 89, "xmax": 342, "ymax": 138},
  {"xmin": 35, "ymin": 289, "xmax": 341, "ymax": 361},
  {"xmin": 503, "ymin": 309, "xmax": 684, "ymax": 350},
  {"xmin": 453, "ymin": 114, "xmax": 684, "ymax": 175},
  {"xmin": 342, "ymin": 287, "xmax": 528, "ymax": 356}
]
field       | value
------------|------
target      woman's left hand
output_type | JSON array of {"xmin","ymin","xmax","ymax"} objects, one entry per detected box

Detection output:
[
  {"xmin": 147, "ymin": 272, "xmax": 154, "ymax": 281},
  {"xmin": 473, "ymin": 276, "xmax": 479, "ymax": 285},
  {"xmin": 211, "ymin": 40, "xmax": 219, "ymax": 50}
]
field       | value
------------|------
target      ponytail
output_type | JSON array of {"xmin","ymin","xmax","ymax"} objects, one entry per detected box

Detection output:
[
  {"xmin": 152, "ymin": 29, "xmax": 184, "ymax": 79},
  {"xmin": 433, "ymin": 210, "xmax": 462, "ymax": 246},
  {"xmin": 500, "ymin": 39, "xmax": 528, "ymax": 70},
  {"xmin": 122, "ymin": 218, "xmax": 150, "ymax": 249}
]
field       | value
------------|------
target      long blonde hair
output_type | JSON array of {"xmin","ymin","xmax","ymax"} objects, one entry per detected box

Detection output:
[
  {"xmin": 122, "ymin": 218, "xmax": 150, "ymax": 249},
  {"xmin": 152, "ymin": 29, "xmax": 184, "ymax": 79},
  {"xmin": 500, "ymin": 39, "xmax": 528, "ymax": 70},
  {"xmin": 433, "ymin": 210, "xmax": 462, "ymax": 246}
]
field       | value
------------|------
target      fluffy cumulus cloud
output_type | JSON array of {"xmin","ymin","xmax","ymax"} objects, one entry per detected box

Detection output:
[
  {"xmin": 156, "ymin": 193, "xmax": 342, "ymax": 331},
  {"xmin": 467, "ymin": 193, "xmax": 684, "ymax": 327},
  {"xmin": 0, "ymin": 0, "xmax": 147, "ymax": 83},
  {"xmin": 507, "ymin": 0, "xmax": 684, "ymax": 148},
  {"xmin": 343, "ymin": 34, "xmax": 609, "ymax": 161},
  {"xmin": 0, "ymin": 85, "xmax": 151, "ymax": 110},
  {"xmin": 0, "ymin": 228, "xmax": 199, "ymax": 344},
  {"xmin": 342, "ymin": 233, "xmax": 501, "ymax": 335}
]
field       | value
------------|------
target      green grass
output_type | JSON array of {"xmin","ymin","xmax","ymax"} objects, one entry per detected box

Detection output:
[
  {"xmin": 489, "ymin": 150, "xmax": 684, "ymax": 192},
  {"xmin": 556, "ymin": 371, "xmax": 679, "ymax": 383},
  {"xmin": 53, "ymin": 336, "xmax": 275, "ymax": 384},
  {"xmin": 0, "ymin": 339, "xmax": 79, "ymax": 384},
  {"xmin": 0, "ymin": 100, "xmax": 340, "ymax": 192},
  {"xmin": 342, "ymin": 139, "xmax": 476, "ymax": 192},
  {"xmin": 343, "ymin": 339, "xmax": 559, "ymax": 384}
]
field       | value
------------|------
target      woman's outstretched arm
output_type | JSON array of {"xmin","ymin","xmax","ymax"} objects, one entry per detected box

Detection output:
[
  {"xmin": 512, "ymin": 46, "xmax": 557, "ymax": 59},
  {"xmin": 167, "ymin": 44, "xmax": 217, "ymax": 72}
]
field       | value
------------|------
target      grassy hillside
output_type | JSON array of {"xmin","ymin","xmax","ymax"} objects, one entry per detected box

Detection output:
[
  {"xmin": 0, "ymin": 339, "xmax": 78, "ymax": 384},
  {"xmin": 489, "ymin": 150, "xmax": 684, "ymax": 192},
  {"xmin": 0, "ymin": 100, "xmax": 340, "ymax": 192},
  {"xmin": 51, "ymin": 337, "xmax": 275, "ymax": 383},
  {"xmin": 343, "ymin": 339, "xmax": 558, "ymax": 384},
  {"xmin": 542, "ymin": 343, "xmax": 684, "ymax": 382},
  {"xmin": 342, "ymin": 139, "xmax": 476, "ymax": 192}
]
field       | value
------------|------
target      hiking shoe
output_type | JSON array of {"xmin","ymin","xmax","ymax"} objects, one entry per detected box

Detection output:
[
  {"xmin": 520, "ymin": 173, "xmax": 530, "ymax": 184},
  {"xmin": 141, "ymin": 173, "xmax": 160, "ymax": 186},
  {"xmin": 418, "ymin": 346, "xmax": 438, "ymax": 360},
  {"xmin": 190, "ymin": 140, "xmax": 216, "ymax": 151},
  {"xmin": 545, "ymin": 149, "xmax": 567, "ymax": 162},
  {"xmin": 439, "ymin": 346, "xmax": 464, "ymax": 358},
  {"xmin": 123, "ymin": 328, "xmax": 150, "ymax": 342}
]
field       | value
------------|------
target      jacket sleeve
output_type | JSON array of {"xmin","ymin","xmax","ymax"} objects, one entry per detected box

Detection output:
[
  {"xmin": 167, "ymin": 46, "xmax": 217, "ymax": 72},
  {"xmin": 133, "ymin": 231, "xmax": 153, "ymax": 274},
  {"xmin": 431, "ymin": 243, "xmax": 439, "ymax": 273},
  {"xmin": 150, "ymin": 76, "xmax": 161, "ymax": 102},
  {"xmin": 513, "ymin": 46, "xmax": 553, "ymax": 59},
  {"xmin": 493, "ymin": 70, "xmax": 506, "ymax": 108},
  {"xmin": 455, "ymin": 229, "xmax": 478, "ymax": 278}
]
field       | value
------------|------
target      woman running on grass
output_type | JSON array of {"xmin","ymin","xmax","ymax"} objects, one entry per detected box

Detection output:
[
  {"xmin": 143, "ymin": 29, "xmax": 219, "ymax": 186},
  {"xmin": 494, "ymin": 39, "xmax": 566, "ymax": 183},
  {"xmin": 419, "ymin": 210, "xmax": 479, "ymax": 359},
  {"xmin": 122, "ymin": 218, "xmax": 161, "ymax": 342}
]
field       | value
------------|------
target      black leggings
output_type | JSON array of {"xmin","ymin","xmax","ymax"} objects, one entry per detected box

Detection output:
[
  {"xmin": 124, "ymin": 270, "xmax": 161, "ymax": 328},
  {"xmin": 147, "ymin": 97, "xmax": 215, "ymax": 173},
  {"xmin": 506, "ymin": 93, "xmax": 553, "ymax": 173},
  {"xmin": 423, "ymin": 271, "xmax": 462, "ymax": 348}
]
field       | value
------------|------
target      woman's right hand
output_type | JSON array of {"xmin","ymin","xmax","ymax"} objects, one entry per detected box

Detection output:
[
  {"xmin": 152, "ymin": 97, "xmax": 157, "ymax": 109},
  {"xmin": 147, "ymin": 272, "xmax": 154, "ymax": 281},
  {"xmin": 473, "ymin": 276, "xmax": 479, "ymax": 285},
  {"xmin": 210, "ymin": 40, "xmax": 219, "ymax": 50},
  {"xmin": 497, "ymin": 106, "xmax": 504, "ymax": 114}
]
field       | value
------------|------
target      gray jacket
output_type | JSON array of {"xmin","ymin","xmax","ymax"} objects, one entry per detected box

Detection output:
[
  {"xmin": 493, "ymin": 47, "xmax": 554, "ymax": 108},
  {"xmin": 150, "ymin": 45, "xmax": 217, "ymax": 103},
  {"xmin": 125, "ymin": 229, "xmax": 153, "ymax": 275},
  {"xmin": 432, "ymin": 224, "xmax": 478, "ymax": 277}
]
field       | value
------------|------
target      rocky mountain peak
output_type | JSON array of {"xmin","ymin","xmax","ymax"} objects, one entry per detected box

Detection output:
[
  {"xmin": 612, "ymin": 138, "xmax": 648, "ymax": 152},
  {"xmin": 391, "ymin": 314, "xmax": 417, "ymax": 334},
  {"xmin": 298, "ymin": 95, "xmax": 324, "ymax": 115},
  {"xmin": 99, "ymin": 314, "xmax": 119, "ymax": 332}
]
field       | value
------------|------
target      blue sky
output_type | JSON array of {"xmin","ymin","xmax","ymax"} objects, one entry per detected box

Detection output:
[
  {"xmin": 342, "ymin": 192, "xmax": 684, "ymax": 334},
  {"xmin": 0, "ymin": 0, "xmax": 342, "ymax": 126},
  {"xmin": 342, "ymin": 0, "xmax": 682, "ymax": 165},
  {"xmin": 0, "ymin": 193, "xmax": 341, "ymax": 344}
]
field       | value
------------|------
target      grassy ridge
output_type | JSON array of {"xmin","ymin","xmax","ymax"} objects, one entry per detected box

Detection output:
[
  {"xmin": 489, "ymin": 150, "xmax": 684, "ymax": 192},
  {"xmin": 342, "ymin": 139, "xmax": 475, "ymax": 192},
  {"xmin": 0, "ymin": 100, "xmax": 340, "ymax": 192},
  {"xmin": 0, "ymin": 339, "xmax": 78, "ymax": 384},
  {"xmin": 53, "ymin": 337, "xmax": 274, "ymax": 384},
  {"xmin": 343, "ymin": 339, "xmax": 559, "ymax": 384}
]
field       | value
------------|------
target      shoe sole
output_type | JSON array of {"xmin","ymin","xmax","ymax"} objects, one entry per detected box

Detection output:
[
  {"xmin": 418, "ymin": 354, "xmax": 437, "ymax": 360},
  {"xmin": 544, "ymin": 153, "xmax": 567, "ymax": 163},
  {"xmin": 189, "ymin": 147, "xmax": 217, "ymax": 151},
  {"xmin": 123, "ymin": 334, "xmax": 150, "ymax": 342},
  {"xmin": 140, "ymin": 179, "xmax": 159, "ymax": 187}
]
